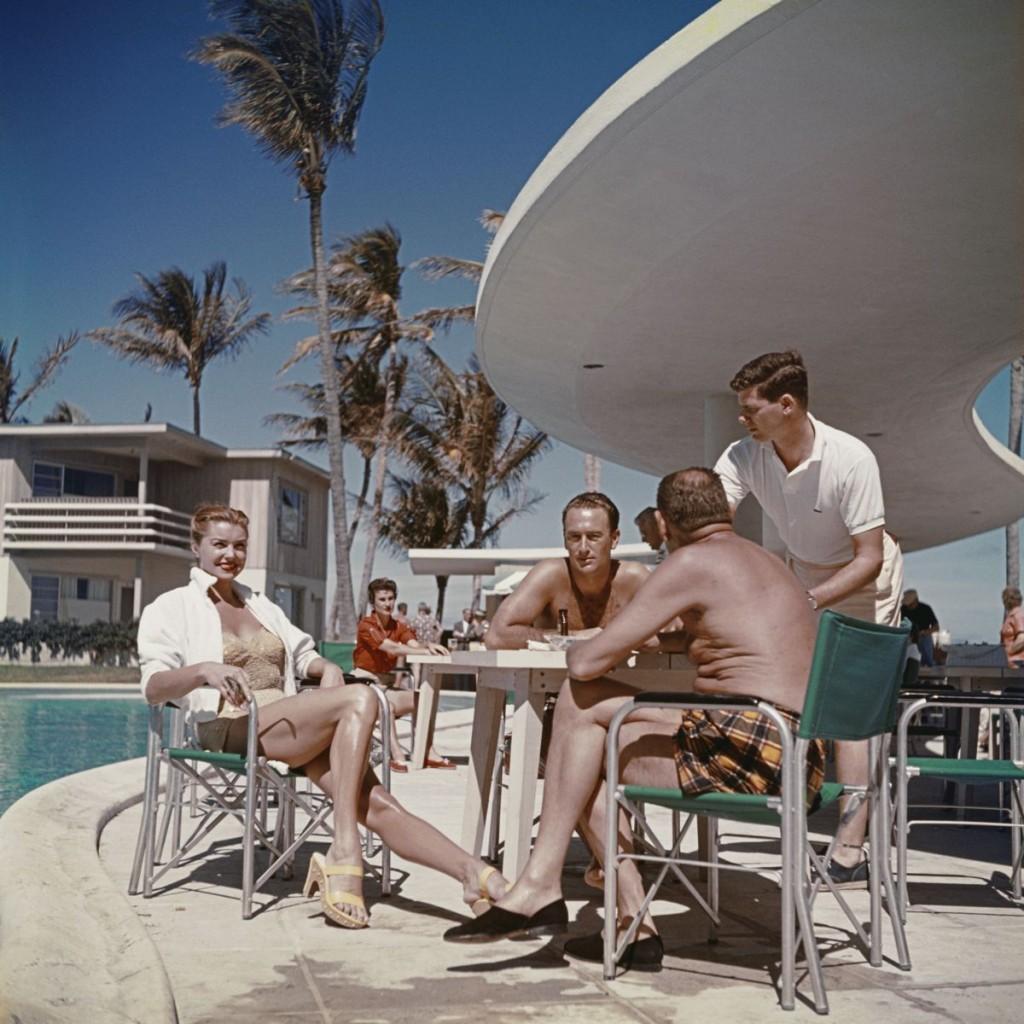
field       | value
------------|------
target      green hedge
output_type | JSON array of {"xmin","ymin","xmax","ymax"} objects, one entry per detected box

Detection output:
[{"xmin": 0, "ymin": 618, "xmax": 138, "ymax": 666}]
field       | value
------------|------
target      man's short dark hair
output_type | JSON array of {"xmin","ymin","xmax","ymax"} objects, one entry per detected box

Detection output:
[
  {"xmin": 657, "ymin": 468, "xmax": 731, "ymax": 534},
  {"xmin": 1003, "ymin": 587, "xmax": 1022, "ymax": 613},
  {"xmin": 368, "ymin": 577, "xmax": 397, "ymax": 602},
  {"xmin": 633, "ymin": 506, "xmax": 657, "ymax": 525},
  {"xmin": 562, "ymin": 491, "xmax": 620, "ymax": 532},
  {"xmin": 729, "ymin": 350, "xmax": 808, "ymax": 407}
]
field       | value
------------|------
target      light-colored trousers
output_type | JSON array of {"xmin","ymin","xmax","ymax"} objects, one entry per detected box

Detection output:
[{"xmin": 787, "ymin": 531, "xmax": 904, "ymax": 627}]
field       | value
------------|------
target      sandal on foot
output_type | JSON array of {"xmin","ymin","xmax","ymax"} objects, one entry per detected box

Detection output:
[
  {"xmin": 303, "ymin": 853, "xmax": 368, "ymax": 929},
  {"xmin": 425, "ymin": 756, "xmax": 457, "ymax": 770},
  {"xmin": 583, "ymin": 858, "xmax": 604, "ymax": 891},
  {"xmin": 469, "ymin": 865, "xmax": 503, "ymax": 917}
]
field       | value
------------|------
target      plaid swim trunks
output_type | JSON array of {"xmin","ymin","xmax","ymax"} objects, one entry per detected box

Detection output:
[{"xmin": 674, "ymin": 706, "xmax": 825, "ymax": 806}]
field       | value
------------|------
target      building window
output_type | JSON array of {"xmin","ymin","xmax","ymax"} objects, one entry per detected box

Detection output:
[
  {"xmin": 32, "ymin": 462, "xmax": 63, "ymax": 497},
  {"xmin": 278, "ymin": 484, "xmax": 308, "ymax": 547},
  {"xmin": 69, "ymin": 577, "xmax": 111, "ymax": 602},
  {"xmin": 63, "ymin": 466, "xmax": 115, "ymax": 497},
  {"xmin": 30, "ymin": 576, "xmax": 59, "ymax": 621},
  {"xmin": 31, "ymin": 462, "xmax": 115, "ymax": 498},
  {"xmin": 273, "ymin": 584, "xmax": 303, "ymax": 626}
]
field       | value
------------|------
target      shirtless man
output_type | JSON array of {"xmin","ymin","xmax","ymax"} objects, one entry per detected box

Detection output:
[
  {"xmin": 486, "ymin": 492, "xmax": 651, "ymax": 649},
  {"xmin": 446, "ymin": 468, "xmax": 823, "ymax": 969}
]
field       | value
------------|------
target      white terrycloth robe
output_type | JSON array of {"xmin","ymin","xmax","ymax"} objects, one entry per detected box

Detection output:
[{"xmin": 137, "ymin": 566, "xmax": 320, "ymax": 729}]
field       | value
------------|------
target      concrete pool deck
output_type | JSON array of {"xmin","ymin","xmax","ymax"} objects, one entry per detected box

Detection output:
[{"xmin": 2, "ymin": 704, "xmax": 1024, "ymax": 1022}]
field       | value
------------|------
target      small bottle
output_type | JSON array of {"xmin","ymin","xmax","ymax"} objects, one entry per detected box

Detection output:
[{"xmin": 558, "ymin": 608, "xmax": 569, "ymax": 636}]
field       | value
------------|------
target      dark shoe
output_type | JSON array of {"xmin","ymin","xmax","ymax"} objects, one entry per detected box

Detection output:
[
  {"xmin": 825, "ymin": 857, "xmax": 869, "ymax": 889},
  {"xmin": 443, "ymin": 899, "xmax": 568, "ymax": 943},
  {"xmin": 564, "ymin": 930, "xmax": 663, "ymax": 972}
]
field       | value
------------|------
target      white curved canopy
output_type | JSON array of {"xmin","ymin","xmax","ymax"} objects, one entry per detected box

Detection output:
[{"xmin": 476, "ymin": 0, "xmax": 1024, "ymax": 553}]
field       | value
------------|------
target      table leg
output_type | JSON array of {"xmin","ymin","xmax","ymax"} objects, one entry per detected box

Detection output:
[
  {"xmin": 460, "ymin": 685, "xmax": 504, "ymax": 857},
  {"xmin": 956, "ymin": 678, "xmax": 980, "ymax": 821},
  {"xmin": 410, "ymin": 666, "xmax": 440, "ymax": 771},
  {"xmin": 503, "ymin": 680, "xmax": 546, "ymax": 880}
]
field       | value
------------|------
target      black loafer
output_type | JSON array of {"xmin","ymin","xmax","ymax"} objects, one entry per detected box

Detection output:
[
  {"xmin": 564, "ymin": 930, "xmax": 663, "ymax": 972},
  {"xmin": 443, "ymin": 899, "xmax": 568, "ymax": 943}
]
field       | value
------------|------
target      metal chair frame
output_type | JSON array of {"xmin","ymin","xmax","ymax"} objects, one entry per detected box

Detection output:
[
  {"xmin": 602, "ymin": 612, "xmax": 911, "ymax": 1014},
  {"xmin": 128, "ymin": 683, "xmax": 394, "ymax": 918},
  {"xmin": 894, "ymin": 691, "xmax": 1024, "ymax": 917}
]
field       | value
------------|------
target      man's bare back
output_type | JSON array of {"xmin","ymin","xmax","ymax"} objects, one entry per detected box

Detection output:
[{"xmin": 569, "ymin": 528, "xmax": 817, "ymax": 713}]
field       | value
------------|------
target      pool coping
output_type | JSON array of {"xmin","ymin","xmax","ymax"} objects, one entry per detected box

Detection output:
[{"xmin": 0, "ymin": 758, "xmax": 177, "ymax": 1024}]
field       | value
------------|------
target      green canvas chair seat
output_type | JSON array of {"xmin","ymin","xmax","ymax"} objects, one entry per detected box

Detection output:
[
  {"xmin": 895, "ymin": 690, "xmax": 1024, "ymax": 915},
  {"xmin": 906, "ymin": 758, "xmax": 1024, "ymax": 782},
  {"xmin": 622, "ymin": 782, "xmax": 844, "ymax": 827},
  {"xmin": 602, "ymin": 610, "xmax": 911, "ymax": 1014}
]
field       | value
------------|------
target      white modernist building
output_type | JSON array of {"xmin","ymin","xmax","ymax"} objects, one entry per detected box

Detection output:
[
  {"xmin": 475, "ymin": 0, "xmax": 1024, "ymax": 552},
  {"xmin": 0, "ymin": 423, "xmax": 329, "ymax": 639}
]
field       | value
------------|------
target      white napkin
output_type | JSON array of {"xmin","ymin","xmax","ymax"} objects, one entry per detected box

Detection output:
[{"xmin": 527, "ymin": 639, "xmax": 554, "ymax": 651}]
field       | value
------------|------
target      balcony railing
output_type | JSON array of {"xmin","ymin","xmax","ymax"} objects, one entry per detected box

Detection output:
[{"xmin": 3, "ymin": 501, "xmax": 193, "ymax": 556}]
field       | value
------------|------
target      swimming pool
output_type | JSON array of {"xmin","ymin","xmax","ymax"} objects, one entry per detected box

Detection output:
[
  {"xmin": 0, "ymin": 687, "xmax": 151, "ymax": 816},
  {"xmin": 0, "ymin": 688, "xmax": 477, "ymax": 816}
]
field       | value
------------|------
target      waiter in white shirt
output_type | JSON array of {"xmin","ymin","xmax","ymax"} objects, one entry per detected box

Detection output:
[{"xmin": 713, "ymin": 350, "xmax": 903, "ymax": 887}]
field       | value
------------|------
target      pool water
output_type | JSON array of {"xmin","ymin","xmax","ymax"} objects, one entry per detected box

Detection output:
[
  {"xmin": 0, "ymin": 688, "xmax": 151, "ymax": 816},
  {"xmin": 0, "ymin": 688, "xmax": 477, "ymax": 816}
]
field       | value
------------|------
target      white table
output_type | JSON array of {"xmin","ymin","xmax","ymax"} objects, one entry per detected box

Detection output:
[{"xmin": 409, "ymin": 648, "xmax": 696, "ymax": 879}]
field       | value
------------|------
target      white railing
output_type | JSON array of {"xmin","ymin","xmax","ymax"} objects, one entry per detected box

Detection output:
[{"xmin": 3, "ymin": 501, "xmax": 193, "ymax": 555}]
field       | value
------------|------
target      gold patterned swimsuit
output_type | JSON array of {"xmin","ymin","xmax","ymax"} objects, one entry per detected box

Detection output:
[{"xmin": 196, "ymin": 629, "xmax": 287, "ymax": 752}]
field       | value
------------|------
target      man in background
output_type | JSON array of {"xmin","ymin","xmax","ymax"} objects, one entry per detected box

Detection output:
[
  {"xmin": 900, "ymin": 589, "xmax": 939, "ymax": 666},
  {"xmin": 634, "ymin": 506, "xmax": 666, "ymax": 563}
]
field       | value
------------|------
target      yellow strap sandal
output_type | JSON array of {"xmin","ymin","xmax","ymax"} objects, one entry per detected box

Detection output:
[
  {"xmin": 470, "ymin": 865, "xmax": 502, "ymax": 917},
  {"xmin": 303, "ymin": 852, "xmax": 368, "ymax": 929}
]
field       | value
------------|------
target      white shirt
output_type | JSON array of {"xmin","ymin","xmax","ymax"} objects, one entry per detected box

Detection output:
[
  {"xmin": 137, "ymin": 566, "xmax": 319, "ymax": 722},
  {"xmin": 714, "ymin": 414, "xmax": 886, "ymax": 566}
]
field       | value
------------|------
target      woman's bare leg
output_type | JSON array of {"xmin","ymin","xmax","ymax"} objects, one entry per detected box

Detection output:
[
  {"xmin": 224, "ymin": 686, "xmax": 379, "ymax": 923},
  {"xmin": 386, "ymin": 689, "xmax": 415, "ymax": 763},
  {"xmin": 300, "ymin": 755, "xmax": 508, "ymax": 908}
]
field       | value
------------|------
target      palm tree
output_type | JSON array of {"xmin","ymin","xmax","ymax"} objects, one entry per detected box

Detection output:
[
  {"xmin": 195, "ymin": 0, "xmax": 385, "ymax": 640},
  {"xmin": 281, "ymin": 224, "xmax": 431, "ymax": 620},
  {"xmin": 89, "ymin": 263, "xmax": 270, "ymax": 435},
  {"xmin": 1008, "ymin": 356, "xmax": 1023, "ymax": 589},
  {"xmin": 43, "ymin": 400, "xmax": 91, "ymax": 424},
  {"xmin": 266, "ymin": 348, "xmax": 408, "ymax": 557},
  {"xmin": 400, "ymin": 352, "xmax": 551, "ymax": 607},
  {"xmin": 378, "ymin": 476, "xmax": 468, "ymax": 624},
  {"xmin": 418, "ymin": 210, "xmax": 602, "ymax": 491},
  {"xmin": 0, "ymin": 333, "xmax": 79, "ymax": 423}
]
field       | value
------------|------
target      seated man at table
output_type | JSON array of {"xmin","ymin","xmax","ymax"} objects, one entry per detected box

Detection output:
[
  {"xmin": 485, "ymin": 491, "xmax": 651, "ymax": 649},
  {"xmin": 445, "ymin": 468, "xmax": 824, "ymax": 968},
  {"xmin": 351, "ymin": 577, "xmax": 452, "ymax": 771}
]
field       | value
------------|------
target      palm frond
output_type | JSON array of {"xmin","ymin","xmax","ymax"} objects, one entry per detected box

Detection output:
[
  {"xmin": 195, "ymin": 0, "xmax": 385, "ymax": 183},
  {"xmin": 413, "ymin": 255, "xmax": 483, "ymax": 283},
  {"xmin": 411, "ymin": 305, "xmax": 475, "ymax": 333}
]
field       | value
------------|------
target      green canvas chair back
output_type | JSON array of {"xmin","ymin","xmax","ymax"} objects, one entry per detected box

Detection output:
[
  {"xmin": 320, "ymin": 640, "xmax": 356, "ymax": 672},
  {"xmin": 797, "ymin": 610, "xmax": 909, "ymax": 742}
]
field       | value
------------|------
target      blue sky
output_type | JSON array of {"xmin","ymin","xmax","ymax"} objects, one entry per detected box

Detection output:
[{"xmin": 2, "ymin": 1, "xmax": 1018, "ymax": 640}]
